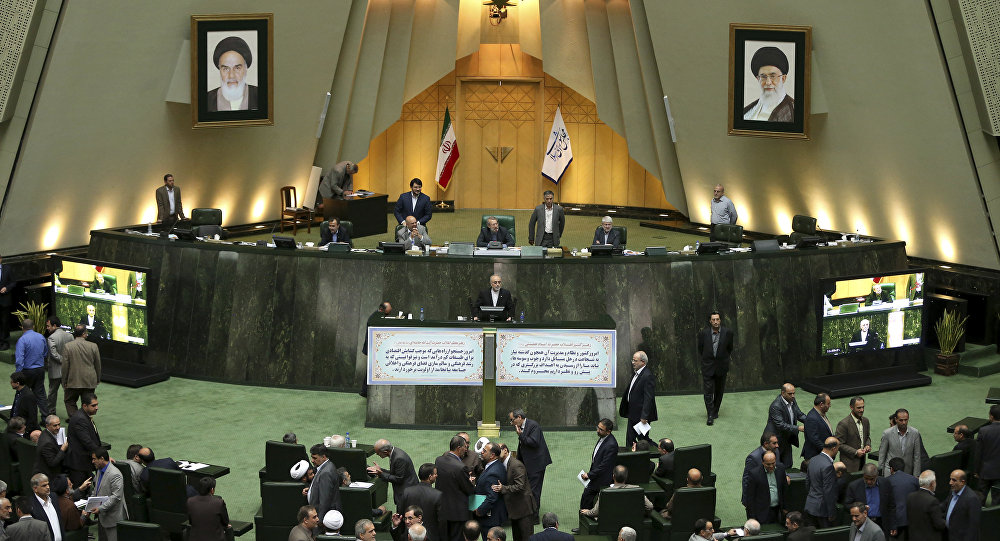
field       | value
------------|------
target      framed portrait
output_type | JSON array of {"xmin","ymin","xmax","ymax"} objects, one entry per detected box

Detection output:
[
  {"xmin": 728, "ymin": 23, "xmax": 811, "ymax": 139},
  {"xmin": 191, "ymin": 13, "xmax": 273, "ymax": 128}
]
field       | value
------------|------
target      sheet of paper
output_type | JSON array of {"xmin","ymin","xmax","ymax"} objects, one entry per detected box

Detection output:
[
  {"xmin": 468, "ymin": 494, "xmax": 486, "ymax": 510},
  {"xmin": 349, "ymin": 481, "xmax": 374, "ymax": 489},
  {"xmin": 85, "ymin": 496, "xmax": 108, "ymax": 512},
  {"xmin": 633, "ymin": 421, "xmax": 651, "ymax": 436},
  {"xmin": 55, "ymin": 427, "xmax": 66, "ymax": 445},
  {"xmin": 176, "ymin": 460, "xmax": 209, "ymax": 471},
  {"xmin": 577, "ymin": 470, "xmax": 590, "ymax": 488}
]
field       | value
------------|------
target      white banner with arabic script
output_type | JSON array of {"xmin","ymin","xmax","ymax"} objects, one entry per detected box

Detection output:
[
  {"xmin": 367, "ymin": 327, "xmax": 484, "ymax": 385},
  {"xmin": 496, "ymin": 329, "xmax": 615, "ymax": 387}
]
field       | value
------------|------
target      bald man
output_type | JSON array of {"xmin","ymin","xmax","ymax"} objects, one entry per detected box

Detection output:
[{"xmin": 367, "ymin": 439, "xmax": 417, "ymax": 508}]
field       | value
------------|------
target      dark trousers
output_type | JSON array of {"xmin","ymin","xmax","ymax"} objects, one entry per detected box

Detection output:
[
  {"xmin": 47, "ymin": 376, "xmax": 61, "ymax": 418},
  {"xmin": 777, "ymin": 442, "xmax": 794, "ymax": 470},
  {"xmin": 0, "ymin": 305, "xmax": 9, "ymax": 341},
  {"xmin": 446, "ymin": 520, "xmax": 467, "ymax": 541},
  {"xmin": 580, "ymin": 485, "xmax": 600, "ymax": 509},
  {"xmin": 540, "ymin": 233, "xmax": 554, "ymax": 248},
  {"xmin": 527, "ymin": 469, "xmax": 545, "ymax": 519},
  {"xmin": 69, "ymin": 468, "xmax": 91, "ymax": 488},
  {"xmin": 806, "ymin": 512, "xmax": 832, "ymax": 528},
  {"xmin": 979, "ymin": 477, "xmax": 1000, "ymax": 505},
  {"xmin": 64, "ymin": 387, "xmax": 94, "ymax": 418},
  {"xmin": 702, "ymin": 372, "xmax": 727, "ymax": 416},
  {"xmin": 625, "ymin": 418, "xmax": 653, "ymax": 448},
  {"xmin": 21, "ymin": 367, "xmax": 50, "ymax": 418},
  {"xmin": 510, "ymin": 516, "xmax": 533, "ymax": 541}
]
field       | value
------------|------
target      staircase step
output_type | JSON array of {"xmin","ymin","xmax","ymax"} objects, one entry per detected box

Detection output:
[
  {"xmin": 958, "ymin": 343, "xmax": 999, "ymax": 362},
  {"xmin": 958, "ymin": 356, "xmax": 1000, "ymax": 378}
]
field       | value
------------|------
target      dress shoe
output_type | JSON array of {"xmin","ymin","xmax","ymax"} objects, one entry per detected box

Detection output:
[{"xmin": 707, "ymin": 415, "xmax": 714, "ymax": 426}]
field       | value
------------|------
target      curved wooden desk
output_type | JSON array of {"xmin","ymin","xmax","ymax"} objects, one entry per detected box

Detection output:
[{"xmin": 89, "ymin": 230, "xmax": 910, "ymax": 428}]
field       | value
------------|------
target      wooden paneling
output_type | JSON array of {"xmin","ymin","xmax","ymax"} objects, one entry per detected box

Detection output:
[{"xmin": 356, "ymin": 46, "xmax": 673, "ymax": 210}]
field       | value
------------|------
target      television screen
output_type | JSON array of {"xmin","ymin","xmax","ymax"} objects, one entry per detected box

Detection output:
[
  {"xmin": 819, "ymin": 270, "xmax": 925, "ymax": 357},
  {"xmin": 53, "ymin": 257, "xmax": 149, "ymax": 345}
]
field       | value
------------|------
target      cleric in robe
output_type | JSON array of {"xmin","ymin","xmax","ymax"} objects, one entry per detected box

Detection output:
[
  {"xmin": 743, "ymin": 46, "xmax": 794, "ymax": 122},
  {"xmin": 207, "ymin": 36, "xmax": 259, "ymax": 112}
]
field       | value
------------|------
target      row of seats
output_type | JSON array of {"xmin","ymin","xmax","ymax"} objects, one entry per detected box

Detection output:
[
  {"xmin": 394, "ymin": 215, "xmax": 629, "ymax": 247},
  {"xmin": 709, "ymin": 214, "xmax": 819, "ymax": 246}
]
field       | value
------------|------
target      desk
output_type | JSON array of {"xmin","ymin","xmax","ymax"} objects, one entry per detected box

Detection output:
[
  {"xmin": 179, "ymin": 460, "xmax": 230, "ymax": 486},
  {"xmin": 322, "ymin": 193, "xmax": 388, "ymax": 237},
  {"xmin": 89, "ymin": 229, "xmax": 912, "ymax": 428}
]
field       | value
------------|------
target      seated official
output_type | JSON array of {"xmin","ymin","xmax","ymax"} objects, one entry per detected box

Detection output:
[
  {"xmin": 396, "ymin": 216, "xmax": 431, "ymax": 250},
  {"xmin": 393, "ymin": 178, "xmax": 433, "ymax": 225},
  {"xmin": 320, "ymin": 218, "xmax": 352, "ymax": 247},
  {"xmin": 849, "ymin": 319, "xmax": 882, "ymax": 351},
  {"xmin": 592, "ymin": 216, "xmax": 620, "ymax": 248},
  {"xmin": 474, "ymin": 274, "xmax": 514, "ymax": 321},
  {"xmin": 865, "ymin": 282, "xmax": 893, "ymax": 305},
  {"xmin": 477, "ymin": 216, "xmax": 514, "ymax": 247}
]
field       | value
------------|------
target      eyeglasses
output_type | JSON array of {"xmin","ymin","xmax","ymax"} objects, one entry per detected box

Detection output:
[{"xmin": 757, "ymin": 73, "xmax": 784, "ymax": 82}]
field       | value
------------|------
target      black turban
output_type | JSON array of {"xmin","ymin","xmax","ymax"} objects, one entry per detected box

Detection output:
[
  {"xmin": 213, "ymin": 36, "xmax": 252, "ymax": 69},
  {"xmin": 750, "ymin": 46, "xmax": 788, "ymax": 76}
]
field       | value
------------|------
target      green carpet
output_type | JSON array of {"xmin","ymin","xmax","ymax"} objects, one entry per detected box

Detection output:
[
  {"xmin": 253, "ymin": 209, "xmax": 707, "ymax": 250},
  {"xmin": 8, "ymin": 369, "xmax": 997, "ymax": 540}
]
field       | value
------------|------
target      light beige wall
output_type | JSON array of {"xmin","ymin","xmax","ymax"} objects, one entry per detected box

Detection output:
[
  {"xmin": 0, "ymin": 1, "xmax": 351, "ymax": 255},
  {"xmin": 643, "ymin": 0, "xmax": 997, "ymax": 268}
]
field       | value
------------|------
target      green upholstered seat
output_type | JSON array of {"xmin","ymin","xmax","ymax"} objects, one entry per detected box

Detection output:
[
  {"xmin": 710, "ymin": 224, "xmax": 743, "ymax": 245},
  {"xmin": 116, "ymin": 461, "xmax": 149, "ymax": 521},
  {"xmin": 147, "ymin": 467, "xmax": 189, "ymax": 534},
  {"xmin": 612, "ymin": 226, "xmax": 628, "ymax": 247},
  {"xmin": 118, "ymin": 521, "xmax": 164, "ymax": 541},
  {"xmin": 13, "ymin": 438, "xmax": 36, "ymax": 495},
  {"xmin": 190, "ymin": 208, "xmax": 223, "ymax": 227},
  {"xmin": 789, "ymin": 215, "xmax": 817, "ymax": 245},
  {"xmin": 579, "ymin": 487, "xmax": 651, "ymax": 541},
  {"xmin": 481, "ymin": 214, "xmax": 516, "ymax": 245}
]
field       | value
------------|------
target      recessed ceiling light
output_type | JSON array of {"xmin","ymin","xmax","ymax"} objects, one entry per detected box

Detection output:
[{"xmin": 939, "ymin": 265, "xmax": 952, "ymax": 269}]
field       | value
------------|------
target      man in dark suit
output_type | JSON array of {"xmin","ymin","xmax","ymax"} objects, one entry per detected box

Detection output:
[
  {"xmin": 696, "ymin": 311, "xmax": 735, "ymax": 425},
  {"xmin": 187, "ymin": 477, "xmax": 230, "ymax": 541},
  {"xmin": 952, "ymin": 425, "xmax": 976, "ymax": 470},
  {"xmin": 399, "ymin": 464, "xmax": 446, "ymax": 541},
  {"xmin": 801, "ymin": 393, "xmax": 833, "ymax": 469},
  {"xmin": 307, "ymin": 443, "xmax": 342, "ymax": 524},
  {"xmin": 742, "ymin": 451, "xmax": 786, "ymax": 524},
  {"xmin": 844, "ymin": 464, "xmax": 893, "ymax": 529},
  {"xmin": 847, "ymin": 501, "xmax": 887, "ymax": 541},
  {"xmin": 655, "ymin": 438, "xmax": 675, "ymax": 478},
  {"xmin": 9, "ymin": 496, "xmax": 50, "ymax": 541},
  {"xmin": 77, "ymin": 305, "xmax": 109, "ymax": 342},
  {"xmin": 850, "ymin": 319, "xmax": 883, "ymax": 351},
  {"xmin": 474, "ymin": 275, "xmax": 514, "ymax": 322},
  {"xmin": 765, "ymin": 383, "xmax": 807, "ymax": 469},
  {"xmin": 865, "ymin": 283, "xmax": 894, "ymax": 305},
  {"xmin": 34, "ymin": 415, "xmax": 67, "ymax": 478},
  {"xmin": 66, "ymin": 392, "xmax": 101, "ymax": 487},
  {"xmin": 0, "ymin": 255, "xmax": 15, "ymax": 350},
  {"xmin": 528, "ymin": 512, "xmax": 573, "ymax": 541},
  {"xmin": 975, "ymin": 404, "xmax": 1000, "ymax": 504},
  {"xmin": 527, "ymin": 191, "xmax": 565, "ymax": 248},
  {"xmin": 10, "ymin": 372, "xmax": 40, "ymax": 433},
  {"xmin": 578, "ymin": 419, "xmax": 618, "ymax": 512},
  {"xmin": 944, "ymin": 469, "xmax": 980, "ymax": 541},
  {"xmin": 155, "ymin": 174, "xmax": 185, "ymax": 229},
  {"xmin": 28, "ymin": 473, "xmax": 63, "ymax": 541},
  {"xmin": 803, "ymin": 437, "xmax": 839, "ymax": 527},
  {"xmin": 435, "ymin": 436, "xmax": 474, "ymax": 541},
  {"xmin": 591, "ymin": 217, "xmax": 620, "ymax": 248},
  {"xmin": 368, "ymin": 439, "xmax": 418, "ymax": 509},
  {"xmin": 473, "ymin": 443, "xmax": 506, "ymax": 541},
  {"xmin": 907, "ymin": 470, "xmax": 946, "ymax": 541},
  {"xmin": 619, "ymin": 351, "xmax": 657, "ymax": 447},
  {"xmin": 784, "ymin": 512, "xmax": 814, "ymax": 541},
  {"xmin": 743, "ymin": 432, "xmax": 780, "ymax": 501},
  {"xmin": 836, "ymin": 396, "xmax": 872, "ymax": 472},
  {"xmin": 319, "ymin": 217, "xmax": 352, "ymax": 247},
  {"xmin": 494, "ymin": 444, "xmax": 535, "ymax": 541},
  {"xmin": 477, "ymin": 217, "xmax": 514, "ymax": 247},
  {"xmin": 509, "ymin": 408, "xmax": 551, "ymax": 516},
  {"xmin": 885, "ymin": 457, "xmax": 919, "ymax": 538},
  {"xmin": 393, "ymin": 178, "xmax": 433, "ymax": 226}
]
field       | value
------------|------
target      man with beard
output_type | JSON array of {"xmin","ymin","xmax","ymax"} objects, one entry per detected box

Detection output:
[
  {"xmin": 742, "ymin": 46, "xmax": 794, "ymax": 122},
  {"xmin": 206, "ymin": 36, "xmax": 258, "ymax": 112}
]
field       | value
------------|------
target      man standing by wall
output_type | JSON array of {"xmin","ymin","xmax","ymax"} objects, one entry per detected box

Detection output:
[
  {"xmin": 697, "ymin": 312, "xmax": 734, "ymax": 426},
  {"xmin": 710, "ymin": 184, "xmax": 737, "ymax": 225},
  {"xmin": 0, "ymin": 255, "xmax": 15, "ymax": 351},
  {"xmin": 155, "ymin": 174, "xmax": 185, "ymax": 228},
  {"xmin": 527, "ymin": 191, "xmax": 564, "ymax": 248}
]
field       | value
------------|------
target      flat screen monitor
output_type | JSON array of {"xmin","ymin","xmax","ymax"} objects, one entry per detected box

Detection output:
[
  {"xmin": 273, "ymin": 235, "xmax": 297, "ymax": 249},
  {"xmin": 590, "ymin": 244, "xmax": 614, "ymax": 257},
  {"xmin": 819, "ymin": 269, "xmax": 926, "ymax": 358},
  {"xmin": 53, "ymin": 256, "xmax": 149, "ymax": 346},
  {"xmin": 696, "ymin": 242, "xmax": 725, "ymax": 254},
  {"xmin": 479, "ymin": 305, "xmax": 506, "ymax": 322},
  {"xmin": 645, "ymin": 247, "xmax": 668, "ymax": 256},
  {"xmin": 379, "ymin": 242, "xmax": 405, "ymax": 254}
]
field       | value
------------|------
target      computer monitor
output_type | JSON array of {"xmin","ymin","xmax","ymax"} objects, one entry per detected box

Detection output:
[
  {"xmin": 796, "ymin": 236, "xmax": 823, "ymax": 249},
  {"xmin": 520, "ymin": 246, "xmax": 544, "ymax": 258},
  {"xmin": 449, "ymin": 242, "xmax": 475, "ymax": 257},
  {"xmin": 645, "ymin": 246, "xmax": 668, "ymax": 256},
  {"xmin": 326, "ymin": 242, "xmax": 350, "ymax": 253},
  {"xmin": 53, "ymin": 256, "xmax": 149, "ymax": 346},
  {"xmin": 696, "ymin": 242, "xmax": 725, "ymax": 254},
  {"xmin": 379, "ymin": 242, "xmax": 405, "ymax": 254},
  {"xmin": 272, "ymin": 236, "xmax": 297, "ymax": 249},
  {"xmin": 751, "ymin": 239, "xmax": 780, "ymax": 252},
  {"xmin": 479, "ymin": 306, "xmax": 506, "ymax": 322},
  {"xmin": 590, "ymin": 245, "xmax": 614, "ymax": 257}
]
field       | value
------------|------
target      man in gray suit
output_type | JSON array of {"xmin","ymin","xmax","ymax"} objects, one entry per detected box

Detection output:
[
  {"xmin": 396, "ymin": 216, "xmax": 431, "ymax": 250},
  {"xmin": 306, "ymin": 444, "xmax": 341, "ymax": 524},
  {"xmin": 43, "ymin": 318, "xmax": 71, "ymax": 414},
  {"xmin": 289, "ymin": 505, "xmax": 320, "ymax": 541},
  {"xmin": 878, "ymin": 408, "xmax": 922, "ymax": 476},
  {"xmin": 847, "ymin": 501, "xmax": 886, "ymax": 541},
  {"xmin": 527, "ymin": 191, "xmax": 565, "ymax": 248},
  {"xmin": 7, "ymin": 496, "xmax": 50, "ymax": 541},
  {"xmin": 320, "ymin": 161, "xmax": 358, "ymax": 199},
  {"xmin": 84, "ymin": 449, "xmax": 126, "ymax": 541},
  {"xmin": 804, "ymin": 437, "xmax": 839, "ymax": 527},
  {"xmin": 62, "ymin": 325, "xmax": 102, "ymax": 418},
  {"xmin": 0, "ymin": 497, "xmax": 11, "ymax": 538},
  {"xmin": 367, "ymin": 439, "xmax": 418, "ymax": 508}
]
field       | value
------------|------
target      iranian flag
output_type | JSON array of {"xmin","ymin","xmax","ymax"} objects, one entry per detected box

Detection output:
[{"xmin": 435, "ymin": 107, "xmax": 460, "ymax": 191}]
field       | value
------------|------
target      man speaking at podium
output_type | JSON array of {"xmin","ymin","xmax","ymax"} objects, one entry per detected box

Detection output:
[{"xmin": 473, "ymin": 275, "xmax": 514, "ymax": 322}]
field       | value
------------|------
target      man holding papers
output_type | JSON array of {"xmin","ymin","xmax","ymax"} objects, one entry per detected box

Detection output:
[
  {"xmin": 84, "ymin": 449, "xmax": 125, "ymax": 541},
  {"xmin": 472, "ymin": 443, "xmax": 506, "ymax": 541},
  {"xmin": 578, "ymin": 419, "xmax": 618, "ymax": 513},
  {"xmin": 619, "ymin": 352, "xmax": 657, "ymax": 447},
  {"xmin": 34, "ymin": 416, "xmax": 67, "ymax": 479}
]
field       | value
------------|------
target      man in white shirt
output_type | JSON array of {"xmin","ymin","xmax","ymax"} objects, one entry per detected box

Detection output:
[
  {"xmin": 155, "ymin": 174, "xmax": 185, "ymax": 229},
  {"xmin": 527, "ymin": 191, "xmax": 565, "ymax": 248},
  {"xmin": 28, "ymin": 473, "xmax": 62, "ymax": 541}
]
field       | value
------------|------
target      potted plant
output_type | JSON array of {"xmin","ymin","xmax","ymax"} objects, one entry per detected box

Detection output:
[
  {"xmin": 12, "ymin": 300, "xmax": 48, "ymax": 329},
  {"xmin": 934, "ymin": 308, "xmax": 967, "ymax": 375}
]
